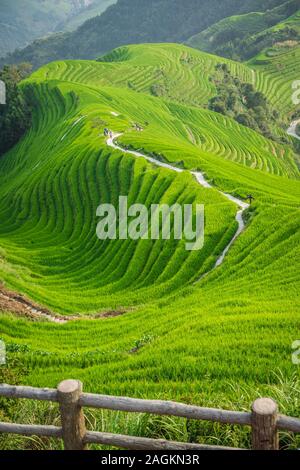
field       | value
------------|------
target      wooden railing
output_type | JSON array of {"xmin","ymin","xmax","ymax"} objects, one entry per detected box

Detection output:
[{"xmin": 0, "ymin": 379, "xmax": 300, "ymax": 450}]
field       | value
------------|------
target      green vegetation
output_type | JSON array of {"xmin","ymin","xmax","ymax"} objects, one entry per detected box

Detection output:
[
  {"xmin": 0, "ymin": 0, "xmax": 96, "ymax": 58},
  {"xmin": 1, "ymin": 0, "xmax": 286, "ymax": 69},
  {"xmin": 208, "ymin": 63, "xmax": 288, "ymax": 142},
  {"xmin": 250, "ymin": 43, "xmax": 300, "ymax": 116},
  {"xmin": 0, "ymin": 368, "xmax": 299, "ymax": 449},
  {"xmin": 244, "ymin": 7, "xmax": 300, "ymax": 60},
  {"xmin": 0, "ymin": 42, "xmax": 300, "ymax": 449},
  {"xmin": 0, "ymin": 77, "xmax": 239, "ymax": 312},
  {"xmin": 59, "ymin": 0, "xmax": 116, "ymax": 32},
  {"xmin": 36, "ymin": 44, "xmax": 252, "ymax": 108},
  {"xmin": 187, "ymin": 0, "xmax": 300, "ymax": 61},
  {"xmin": 0, "ymin": 64, "xmax": 32, "ymax": 156}
]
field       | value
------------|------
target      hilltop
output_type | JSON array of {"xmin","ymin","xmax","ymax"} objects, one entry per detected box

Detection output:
[{"xmin": 0, "ymin": 0, "xmax": 287, "ymax": 69}]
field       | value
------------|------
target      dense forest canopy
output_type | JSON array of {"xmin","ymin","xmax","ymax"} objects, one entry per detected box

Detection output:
[{"xmin": 208, "ymin": 63, "xmax": 288, "ymax": 142}]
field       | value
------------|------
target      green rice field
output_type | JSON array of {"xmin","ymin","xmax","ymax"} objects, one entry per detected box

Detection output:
[{"xmin": 0, "ymin": 43, "xmax": 300, "ymax": 449}]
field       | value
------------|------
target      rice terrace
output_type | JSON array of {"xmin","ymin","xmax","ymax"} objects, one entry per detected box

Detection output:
[{"xmin": 0, "ymin": 0, "xmax": 300, "ymax": 456}]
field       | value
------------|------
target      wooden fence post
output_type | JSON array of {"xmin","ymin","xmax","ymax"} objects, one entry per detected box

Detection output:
[
  {"xmin": 251, "ymin": 398, "xmax": 279, "ymax": 450},
  {"xmin": 57, "ymin": 379, "xmax": 87, "ymax": 450}
]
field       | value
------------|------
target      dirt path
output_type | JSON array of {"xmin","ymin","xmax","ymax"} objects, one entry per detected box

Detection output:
[
  {"xmin": 0, "ymin": 287, "xmax": 67, "ymax": 323},
  {"xmin": 0, "ymin": 286, "xmax": 126, "ymax": 323},
  {"xmin": 107, "ymin": 133, "xmax": 249, "ymax": 274},
  {"xmin": 3, "ymin": 116, "xmax": 296, "ymax": 322}
]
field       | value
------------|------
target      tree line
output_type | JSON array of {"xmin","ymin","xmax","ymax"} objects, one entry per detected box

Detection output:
[{"xmin": 0, "ymin": 63, "xmax": 32, "ymax": 157}]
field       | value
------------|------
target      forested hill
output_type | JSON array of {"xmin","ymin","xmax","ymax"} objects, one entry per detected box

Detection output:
[
  {"xmin": 187, "ymin": 0, "xmax": 300, "ymax": 60},
  {"xmin": 1, "ymin": 0, "xmax": 286, "ymax": 68},
  {"xmin": 0, "ymin": 0, "xmax": 115, "ymax": 59}
]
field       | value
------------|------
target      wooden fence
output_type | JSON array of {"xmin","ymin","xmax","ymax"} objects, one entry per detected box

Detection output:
[{"xmin": 0, "ymin": 379, "xmax": 300, "ymax": 450}]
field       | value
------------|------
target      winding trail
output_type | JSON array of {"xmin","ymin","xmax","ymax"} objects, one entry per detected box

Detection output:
[
  {"xmin": 107, "ymin": 133, "xmax": 249, "ymax": 272},
  {"xmin": 4, "ymin": 115, "xmax": 298, "ymax": 323},
  {"xmin": 287, "ymin": 119, "xmax": 300, "ymax": 141}
]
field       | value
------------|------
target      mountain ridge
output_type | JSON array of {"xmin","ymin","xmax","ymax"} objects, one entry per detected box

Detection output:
[
  {"xmin": 0, "ymin": 0, "xmax": 115, "ymax": 58},
  {"xmin": 0, "ymin": 0, "xmax": 287, "ymax": 69},
  {"xmin": 187, "ymin": 0, "xmax": 300, "ymax": 60}
]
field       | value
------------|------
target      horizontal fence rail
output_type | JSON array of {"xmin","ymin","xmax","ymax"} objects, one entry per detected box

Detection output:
[
  {"xmin": 79, "ymin": 393, "xmax": 252, "ymax": 425},
  {"xmin": 0, "ymin": 380, "xmax": 300, "ymax": 450}
]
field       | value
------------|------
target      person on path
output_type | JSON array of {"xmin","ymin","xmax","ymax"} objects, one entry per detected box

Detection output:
[{"xmin": 246, "ymin": 194, "xmax": 255, "ymax": 205}]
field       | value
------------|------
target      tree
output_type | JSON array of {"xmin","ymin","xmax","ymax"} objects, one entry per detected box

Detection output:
[
  {"xmin": 208, "ymin": 63, "xmax": 287, "ymax": 142},
  {"xmin": 0, "ymin": 64, "xmax": 32, "ymax": 156}
]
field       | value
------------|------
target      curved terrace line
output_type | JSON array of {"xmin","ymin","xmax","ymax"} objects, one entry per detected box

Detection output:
[
  {"xmin": 8, "ymin": 113, "xmax": 299, "ymax": 322},
  {"xmin": 1, "ymin": 128, "xmax": 249, "ymax": 323},
  {"xmin": 107, "ymin": 132, "xmax": 249, "ymax": 274}
]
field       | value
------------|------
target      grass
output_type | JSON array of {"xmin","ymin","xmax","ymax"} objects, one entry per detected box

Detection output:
[
  {"xmin": 0, "ymin": 81, "xmax": 240, "ymax": 312},
  {"xmin": 187, "ymin": 1, "xmax": 300, "ymax": 63},
  {"xmin": 1, "ymin": 350, "xmax": 300, "ymax": 449},
  {"xmin": 35, "ymin": 43, "xmax": 253, "ymax": 109},
  {"xmin": 187, "ymin": 11, "xmax": 273, "ymax": 53},
  {"xmin": 0, "ymin": 43, "xmax": 300, "ymax": 449},
  {"xmin": 249, "ymin": 40, "xmax": 300, "ymax": 116}
]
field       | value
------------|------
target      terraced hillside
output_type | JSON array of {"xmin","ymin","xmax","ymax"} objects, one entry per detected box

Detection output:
[
  {"xmin": 0, "ymin": 79, "xmax": 240, "ymax": 313},
  {"xmin": 187, "ymin": 0, "xmax": 300, "ymax": 60},
  {"xmin": 1, "ymin": 0, "xmax": 286, "ymax": 69},
  {"xmin": 185, "ymin": 3, "xmax": 300, "ymax": 117},
  {"xmin": 35, "ymin": 43, "xmax": 300, "ymax": 151},
  {"xmin": 3, "ymin": 83, "xmax": 294, "ymax": 312},
  {"xmin": 250, "ymin": 43, "xmax": 300, "ymax": 115},
  {"xmin": 0, "ymin": 44, "xmax": 300, "ymax": 448},
  {"xmin": 245, "ymin": 6, "xmax": 300, "ymax": 62},
  {"xmin": 36, "ymin": 44, "xmax": 253, "ymax": 108}
]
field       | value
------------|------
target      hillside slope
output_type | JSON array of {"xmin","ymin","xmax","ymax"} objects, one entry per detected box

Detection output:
[
  {"xmin": 56, "ymin": 0, "xmax": 116, "ymax": 32},
  {"xmin": 0, "ymin": 0, "xmax": 115, "ymax": 58},
  {"xmin": 247, "ymin": 8, "xmax": 300, "ymax": 59},
  {"xmin": 37, "ymin": 43, "xmax": 253, "ymax": 108},
  {"xmin": 1, "ymin": 43, "xmax": 299, "ymax": 312},
  {"xmin": 251, "ymin": 42, "xmax": 300, "ymax": 115},
  {"xmin": 0, "ymin": 0, "xmax": 286, "ymax": 68},
  {"xmin": 187, "ymin": 0, "xmax": 300, "ymax": 60},
  {"xmin": 0, "ymin": 44, "xmax": 300, "ymax": 447}
]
